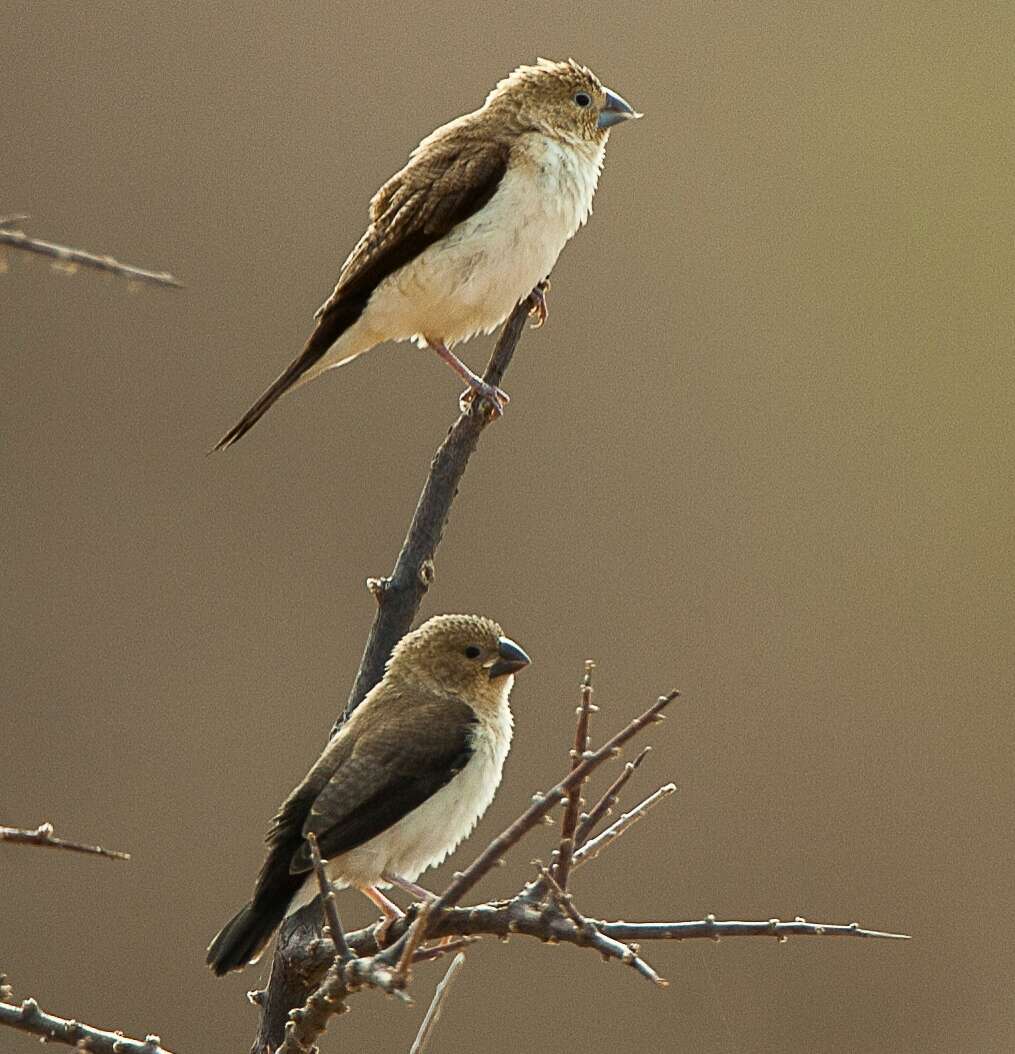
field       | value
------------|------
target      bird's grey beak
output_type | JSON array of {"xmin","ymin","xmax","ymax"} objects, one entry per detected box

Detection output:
[
  {"xmin": 598, "ymin": 88, "xmax": 642, "ymax": 129},
  {"xmin": 488, "ymin": 637, "xmax": 531, "ymax": 679}
]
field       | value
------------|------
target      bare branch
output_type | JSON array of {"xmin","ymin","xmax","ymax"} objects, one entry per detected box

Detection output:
[
  {"xmin": 0, "ymin": 214, "xmax": 30, "ymax": 228},
  {"xmin": 301, "ymin": 902, "xmax": 908, "ymax": 984},
  {"xmin": 432, "ymin": 690, "xmax": 680, "ymax": 912},
  {"xmin": 550, "ymin": 660, "xmax": 596, "ymax": 890},
  {"xmin": 598, "ymin": 916, "xmax": 912, "ymax": 943},
  {"xmin": 409, "ymin": 953, "xmax": 466, "ymax": 1054},
  {"xmin": 572, "ymin": 783, "xmax": 677, "ymax": 871},
  {"xmin": 0, "ymin": 994, "xmax": 172, "ymax": 1054},
  {"xmin": 0, "ymin": 220, "xmax": 183, "ymax": 288},
  {"xmin": 0, "ymin": 822, "xmax": 130, "ymax": 861},
  {"xmin": 575, "ymin": 745, "xmax": 651, "ymax": 846}
]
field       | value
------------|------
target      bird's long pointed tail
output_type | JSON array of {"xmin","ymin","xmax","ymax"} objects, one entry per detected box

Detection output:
[
  {"xmin": 212, "ymin": 298, "xmax": 366, "ymax": 451},
  {"xmin": 206, "ymin": 853, "xmax": 304, "ymax": 975}
]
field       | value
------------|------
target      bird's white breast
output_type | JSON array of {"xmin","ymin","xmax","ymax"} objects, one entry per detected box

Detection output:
[
  {"xmin": 362, "ymin": 135, "xmax": 605, "ymax": 349},
  {"xmin": 317, "ymin": 678, "xmax": 515, "ymax": 894}
]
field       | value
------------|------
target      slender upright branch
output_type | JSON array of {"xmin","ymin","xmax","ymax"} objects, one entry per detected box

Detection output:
[
  {"xmin": 0, "ymin": 822, "xmax": 130, "ymax": 861},
  {"xmin": 0, "ymin": 219, "xmax": 183, "ymax": 288},
  {"xmin": 0, "ymin": 995, "xmax": 172, "ymax": 1054},
  {"xmin": 336, "ymin": 297, "xmax": 533, "ymax": 734},
  {"xmin": 549, "ymin": 660, "xmax": 596, "ymax": 890}
]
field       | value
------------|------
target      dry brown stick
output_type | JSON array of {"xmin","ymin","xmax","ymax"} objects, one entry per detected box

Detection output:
[
  {"xmin": 0, "ymin": 995, "xmax": 172, "ymax": 1054},
  {"xmin": 0, "ymin": 822, "xmax": 130, "ymax": 861},
  {"xmin": 549, "ymin": 660, "xmax": 597, "ymax": 890},
  {"xmin": 255, "ymin": 296, "xmax": 535, "ymax": 1054},
  {"xmin": 432, "ymin": 690, "xmax": 679, "ymax": 914},
  {"xmin": 306, "ymin": 833, "xmax": 353, "ymax": 963},
  {"xmin": 575, "ymin": 745, "xmax": 651, "ymax": 847},
  {"xmin": 408, "ymin": 952, "xmax": 466, "ymax": 1054},
  {"xmin": 0, "ymin": 221, "xmax": 183, "ymax": 288},
  {"xmin": 572, "ymin": 783, "xmax": 677, "ymax": 871}
]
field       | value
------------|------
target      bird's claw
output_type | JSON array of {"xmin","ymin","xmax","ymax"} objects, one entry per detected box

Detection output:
[
  {"xmin": 528, "ymin": 280, "xmax": 550, "ymax": 328},
  {"xmin": 459, "ymin": 380, "xmax": 510, "ymax": 417}
]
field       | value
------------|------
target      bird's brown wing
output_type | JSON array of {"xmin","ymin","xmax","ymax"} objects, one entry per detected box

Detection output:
[
  {"xmin": 213, "ymin": 131, "xmax": 510, "ymax": 449},
  {"xmin": 317, "ymin": 131, "xmax": 512, "ymax": 319},
  {"xmin": 287, "ymin": 696, "xmax": 478, "ymax": 873}
]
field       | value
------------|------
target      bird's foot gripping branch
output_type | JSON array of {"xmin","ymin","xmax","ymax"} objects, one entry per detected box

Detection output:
[{"xmin": 249, "ymin": 671, "xmax": 907, "ymax": 1054}]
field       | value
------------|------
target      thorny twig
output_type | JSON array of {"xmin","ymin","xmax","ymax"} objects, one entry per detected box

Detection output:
[
  {"xmin": 0, "ymin": 822, "xmax": 130, "ymax": 861},
  {"xmin": 575, "ymin": 745, "xmax": 651, "ymax": 846},
  {"xmin": 572, "ymin": 783, "xmax": 677, "ymax": 871},
  {"xmin": 0, "ymin": 217, "xmax": 183, "ymax": 288},
  {"xmin": 549, "ymin": 660, "xmax": 597, "ymax": 890}
]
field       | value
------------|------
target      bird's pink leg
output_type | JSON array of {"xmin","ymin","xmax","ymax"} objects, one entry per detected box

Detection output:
[
  {"xmin": 528, "ymin": 279, "xmax": 550, "ymax": 328},
  {"xmin": 382, "ymin": 871, "xmax": 437, "ymax": 903},
  {"xmin": 426, "ymin": 338, "xmax": 510, "ymax": 417},
  {"xmin": 356, "ymin": 882, "xmax": 404, "ymax": 945},
  {"xmin": 383, "ymin": 872, "xmax": 460, "ymax": 948}
]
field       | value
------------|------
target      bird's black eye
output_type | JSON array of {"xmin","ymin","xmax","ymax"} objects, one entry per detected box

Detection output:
[
  {"xmin": 574, "ymin": 91, "xmax": 592, "ymax": 108},
  {"xmin": 464, "ymin": 645, "xmax": 482, "ymax": 659}
]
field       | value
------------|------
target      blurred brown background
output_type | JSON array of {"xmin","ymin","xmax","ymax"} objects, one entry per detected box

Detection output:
[{"xmin": 3, "ymin": 3, "xmax": 1012, "ymax": 1052}]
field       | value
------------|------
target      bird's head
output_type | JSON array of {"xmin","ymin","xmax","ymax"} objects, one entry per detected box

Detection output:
[
  {"xmin": 487, "ymin": 58, "xmax": 641, "ymax": 146},
  {"xmin": 387, "ymin": 614, "xmax": 531, "ymax": 702}
]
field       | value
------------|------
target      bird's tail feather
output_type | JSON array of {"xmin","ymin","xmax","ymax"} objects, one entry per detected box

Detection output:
[
  {"xmin": 205, "ymin": 898, "xmax": 284, "ymax": 976},
  {"xmin": 206, "ymin": 852, "xmax": 304, "ymax": 975},
  {"xmin": 212, "ymin": 297, "xmax": 367, "ymax": 451}
]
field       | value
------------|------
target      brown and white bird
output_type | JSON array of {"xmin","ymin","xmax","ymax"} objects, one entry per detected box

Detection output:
[
  {"xmin": 213, "ymin": 58, "xmax": 640, "ymax": 449},
  {"xmin": 206, "ymin": 614, "xmax": 530, "ymax": 975}
]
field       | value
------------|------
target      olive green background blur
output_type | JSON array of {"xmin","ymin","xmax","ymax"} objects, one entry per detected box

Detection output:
[{"xmin": 3, "ymin": 3, "xmax": 1012, "ymax": 1052}]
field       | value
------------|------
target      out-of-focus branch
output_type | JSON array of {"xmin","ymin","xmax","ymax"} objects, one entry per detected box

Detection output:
[
  {"xmin": 408, "ymin": 952, "xmax": 466, "ymax": 1054},
  {"xmin": 0, "ymin": 822, "xmax": 130, "ymax": 861},
  {"xmin": 0, "ymin": 217, "xmax": 183, "ymax": 288},
  {"xmin": 0, "ymin": 991, "xmax": 172, "ymax": 1054}
]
